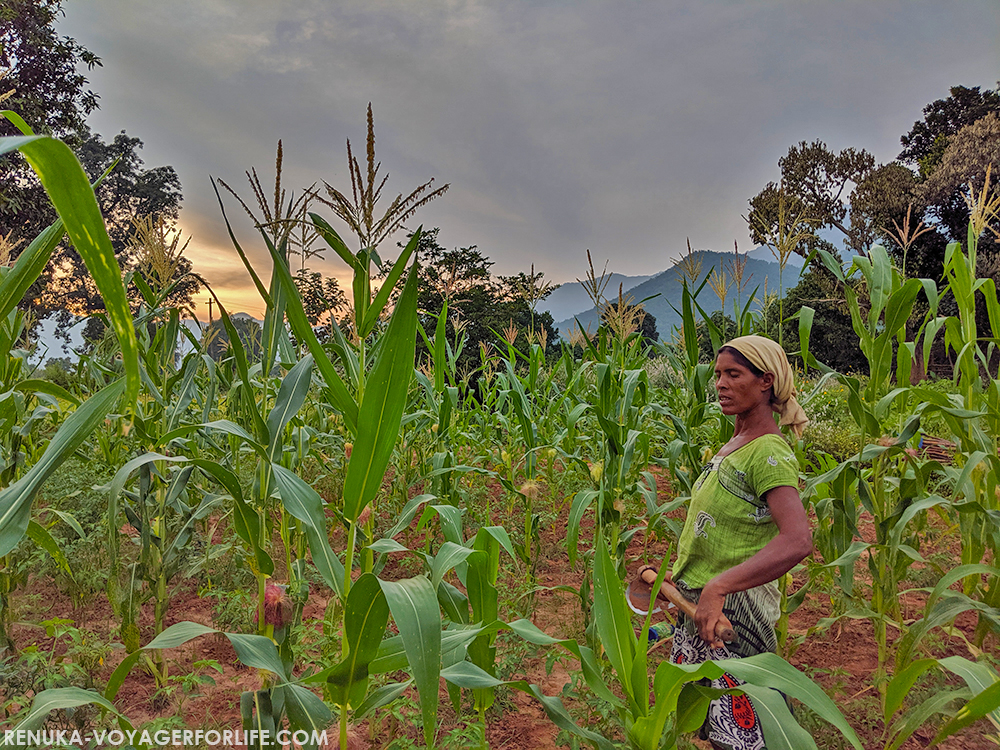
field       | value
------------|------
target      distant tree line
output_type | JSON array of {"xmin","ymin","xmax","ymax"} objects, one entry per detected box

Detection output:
[{"xmin": 409, "ymin": 228, "xmax": 561, "ymax": 381}]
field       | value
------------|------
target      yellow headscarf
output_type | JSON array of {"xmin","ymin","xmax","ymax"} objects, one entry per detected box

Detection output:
[{"xmin": 723, "ymin": 335, "xmax": 809, "ymax": 439}]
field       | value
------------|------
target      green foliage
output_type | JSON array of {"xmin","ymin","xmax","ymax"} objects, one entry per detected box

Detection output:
[
  {"xmin": 12, "ymin": 99, "xmax": 1000, "ymax": 750},
  {"xmin": 203, "ymin": 587, "xmax": 256, "ymax": 634},
  {"xmin": 748, "ymin": 141, "xmax": 874, "ymax": 255},
  {"xmin": 899, "ymin": 84, "xmax": 1000, "ymax": 178},
  {"xmin": 782, "ymin": 265, "xmax": 866, "ymax": 373},
  {"xmin": 413, "ymin": 228, "xmax": 560, "ymax": 380},
  {"xmin": 37, "ymin": 356, "xmax": 74, "ymax": 390},
  {"xmin": 292, "ymin": 268, "xmax": 347, "ymax": 326}
]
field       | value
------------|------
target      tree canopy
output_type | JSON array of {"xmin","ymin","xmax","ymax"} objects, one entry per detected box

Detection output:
[
  {"xmin": 412, "ymin": 228, "xmax": 559, "ymax": 381},
  {"xmin": 899, "ymin": 85, "xmax": 1000, "ymax": 176},
  {"xmin": 0, "ymin": 0, "xmax": 183, "ymax": 326},
  {"xmin": 0, "ymin": 0, "xmax": 99, "ymax": 139},
  {"xmin": 750, "ymin": 83, "xmax": 1000, "ymax": 281},
  {"xmin": 753, "ymin": 83, "xmax": 1000, "ymax": 378}
]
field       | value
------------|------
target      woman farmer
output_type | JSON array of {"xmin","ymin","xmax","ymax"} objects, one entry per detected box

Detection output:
[{"xmin": 649, "ymin": 335, "xmax": 813, "ymax": 750}]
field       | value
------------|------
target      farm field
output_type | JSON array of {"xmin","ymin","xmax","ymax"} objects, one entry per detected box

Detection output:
[
  {"xmin": 6, "ymin": 457, "xmax": 999, "ymax": 750},
  {"xmin": 3, "ymin": 76, "xmax": 1000, "ymax": 750}
]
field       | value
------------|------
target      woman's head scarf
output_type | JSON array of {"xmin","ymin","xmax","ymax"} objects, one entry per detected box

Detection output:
[{"xmin": 722, "ymin": 335, "xmax": 809, "ymax": 438}]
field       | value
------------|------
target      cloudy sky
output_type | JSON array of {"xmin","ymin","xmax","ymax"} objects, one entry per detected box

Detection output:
[{"xmin": 58, "ymin": 0, "xmax": 999, "ymax": 319}]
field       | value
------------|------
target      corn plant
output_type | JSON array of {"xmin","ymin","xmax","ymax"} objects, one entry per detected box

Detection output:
[
  {"xmin": 552, "ymin": 529, "xmax": 865, "ymax": 750},
  {"xmin": 930, "ymin": 189, "xmax": 1000, "ymax": 644},
  {"xmin": 568, "ymin": 326, "xmax": 654, "ymax": 562},
  {"xmin": 651, "ymin": 277, "xmax": 724, "ymax": 502},
  {"xmin": 0, "ymin": 115, "xmax": 139, "ymax": 651},
  {"xmin": 0, "ymin": 305, "xmax": 82, "ymax": 649},
  {"xmin": 103, "ymin": 270, "xmax": 214, "ymax": 667},
  {"xmin": 799, "ymin": 241, "xmax": 1000, "ymax": 689},
  {"xmin": 800, "ymin": 245, "xmax": 939, "ymax": 677},
  {"xmin": 879, "ymin": 651, "xmax": 1000, "ymax": 749}
]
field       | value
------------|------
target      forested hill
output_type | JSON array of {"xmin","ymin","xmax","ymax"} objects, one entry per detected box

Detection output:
[
  {"xmin": 553, "ymin": 250, "xmax": 802, "ymax": 336},
  {"xmin": 541, "ymin": 273, "xmax": 653, "ymax": 323}
]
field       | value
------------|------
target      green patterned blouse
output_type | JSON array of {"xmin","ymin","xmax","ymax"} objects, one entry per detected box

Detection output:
[{"xmin": 672, "ymin": 433, "xmax": 799, "ymax": 589}]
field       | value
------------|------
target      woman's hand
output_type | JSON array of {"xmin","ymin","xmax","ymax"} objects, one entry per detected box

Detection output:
[
  {"xmin": 639, "ymin": 565, "xmax": 673, "ymax": 588},
  {"xmin": 694, "ymin": 581, "xmax": 726, "ymax": 648}
]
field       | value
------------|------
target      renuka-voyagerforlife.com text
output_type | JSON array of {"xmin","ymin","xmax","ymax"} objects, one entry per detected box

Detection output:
[{"xmin": 2, "ymin": 728, "xmax": 330, "ymax": 748}]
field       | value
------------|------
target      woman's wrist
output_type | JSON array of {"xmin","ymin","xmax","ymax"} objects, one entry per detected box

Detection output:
[{"xmin": 702, "ymin": 578, "xmax": 728, "ymax": 599}]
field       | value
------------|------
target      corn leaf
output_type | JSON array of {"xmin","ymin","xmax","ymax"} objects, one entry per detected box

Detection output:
[
  {"xmin": 271, "ymin": 465, "xmax": 345, "ymax": 598},
  {"xmin": 379, "ymin": 575, "xmax": 441, "ymax": 747},
  {"xmin": 722, "ymin": 652, "xmax": 863, "ymax": 749},
  {"xmin": 327, "ymin": 573, "xmax": 390, "ymax": 708},
  {"xmin": 591, "ymin": 529, "xmax": 636, "ymax": 709},
  {"xmin": 13, "ymin": 687, "xmax": 129, "ymax": 734},
  {"xmin": 266, "ymin": 355, "xmax": 314, "ymax": 462},
  {"xmin": 263, "ymin": 224, "xmax": 359, "ymax": 434},
  {"xmin": 0, "ymin": 380, "xmax": 124, "ymax": 557},
  {"xmin": 360, "ymin": 227, "xmax": 421, "ymax": 337},
  {"xmin": 0, "ymin": 136, "xmax": 138, "ymax": 402},
  {"xmin": 342, "ymin": 264, "xmax": 418, "ymax": 522}
]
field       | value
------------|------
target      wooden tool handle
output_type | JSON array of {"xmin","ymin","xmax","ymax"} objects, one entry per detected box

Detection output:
[{"xmin": 640, "ymin": 568, "xmax": 738, "ymax": 644}]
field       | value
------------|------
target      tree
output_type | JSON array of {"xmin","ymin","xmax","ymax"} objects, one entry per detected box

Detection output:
[
  {"xmin": 847, "ymin": 161, "xmax": 949, "ymax": 281},
  {"xmin": 412, "ymin": 228, "xmax": 558, "ymax": 380},
  {"xmin": 0, "ymin": 1, "xmax": 182, "ymax": 324},
  {"xmin": 748, "ymin": 141, "xmax": 875, "ymax": 256},
  {"xmin": 893, "ymin": 84, "xmax": 1000, "ymax": 255},
  {"xmin": 919, "ymin": 112, "xmax": 1000, "ymax": 244},
  {"xmin": 750, "ymin": 85, "xmax": 1000, "ymax": 280},
  {"xmin": 293, "ymin": 268, "xmax": 348, "ymax": 325},
  {"xmin": 899, "ymin": 84, "xmax": 1000, "ymax": 176},
  {"xmin": 0, "ymin": 0, "xmax": 99, "ymax": 139},
  {"xmin": 0, "ymin": 0, "xmax": 100, "ymax": 246}
]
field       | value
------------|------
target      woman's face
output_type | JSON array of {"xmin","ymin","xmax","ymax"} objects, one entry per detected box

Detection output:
[{"xmin": 713, "ymin": 350, "xmax": 773, "ymax": 415}]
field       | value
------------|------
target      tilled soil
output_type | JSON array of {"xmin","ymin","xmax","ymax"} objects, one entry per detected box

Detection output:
[{"xmin": 5, "ymin": 472, "xmax": 997, "ymax": 749}]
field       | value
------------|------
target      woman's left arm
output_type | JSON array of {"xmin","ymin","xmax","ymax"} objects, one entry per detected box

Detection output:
[{"xmin": 694, "ymin": 485, "xmax": 813, "ymax": 645}]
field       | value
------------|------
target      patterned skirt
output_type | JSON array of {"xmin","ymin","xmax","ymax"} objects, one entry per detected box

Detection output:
[{"xmin": 668, "ymin": 581, "xmax": 781, "ymax": 750}]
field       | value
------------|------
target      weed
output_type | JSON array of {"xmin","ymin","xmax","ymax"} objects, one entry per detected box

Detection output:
[{"xmin": 202, "ymin": 587, "xmax": 255, "ymax": 633}]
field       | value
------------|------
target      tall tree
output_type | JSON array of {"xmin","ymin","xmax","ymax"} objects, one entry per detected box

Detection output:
[
  {"xmin": 919, "ymin": 112, "xmax": 1000, "ymax": 243},
  {"xmin": 899, "ymin": 84, "xmax": 1000, "ymax": 176},
  {"xmin": 747, "ymin": 140, "xmax": 875, "ymax": 257},
  {"xmin": 0, "ymin": 0, "xmax": 100, "ymax": 240},
  {"xmin": 293, "ymin": 268, "xmax": 348, "ymax": 325},
  {"xmin": 0, "ymin": 0, "xmax": 182, "ymax": 324},
  {"xmin": 751, "ymin": 84, "xmax": 1000, "ymax": 278},
  {"xmin": 0, "ymin": 0, "xmax": 99, "ymax": 138}
]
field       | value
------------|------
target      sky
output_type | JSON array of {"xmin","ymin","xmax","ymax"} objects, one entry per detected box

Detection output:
[{"xmin": 57, "ymin": 0, "xmax": 1000, "ymax": 320}]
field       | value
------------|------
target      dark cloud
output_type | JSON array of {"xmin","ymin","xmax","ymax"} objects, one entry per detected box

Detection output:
[{"xmin": 59, "ymin": 0, "xmax": 1000, "ymax": 315}]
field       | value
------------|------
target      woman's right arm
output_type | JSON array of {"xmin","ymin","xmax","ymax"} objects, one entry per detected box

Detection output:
[{"xmin": 693, "ymin": 484, "xmax": 812, "ymax": 645}]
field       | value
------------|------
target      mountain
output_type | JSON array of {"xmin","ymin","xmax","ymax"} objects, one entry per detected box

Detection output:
[
  {"xmin": 746, "ymin": 245, "xmax": 805, "ymax": 268},
  {"xmin": 556, "ymin": 250, "xmax": 802, "ymax": 336},
  {"xmin": 538, "ymin": 273, "xmax": 652, "ymax": 323}
]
